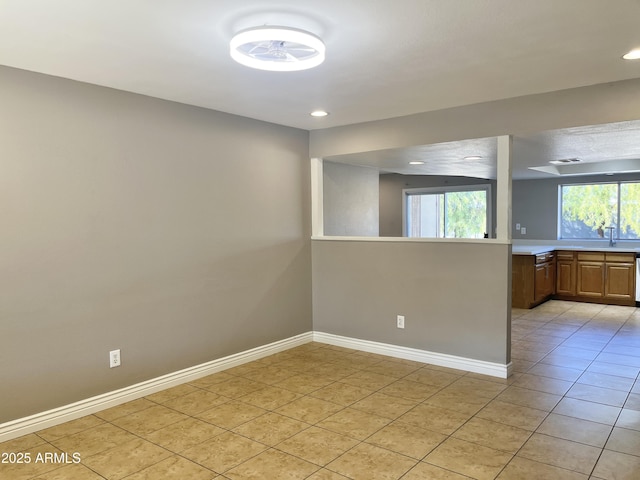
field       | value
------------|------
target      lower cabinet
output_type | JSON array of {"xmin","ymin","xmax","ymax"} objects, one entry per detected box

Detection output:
[
  {"xmin": 577, "ymin": 260, "xmax": 605, "ymax": 298},
  {"xmin": 535, "ymin": 261, "xmax": 555, "ymax": 303},
  {"xmin": 515, "ymin": 249, "xmax": 637, "ymax": 308},
  {"xmin": 605, "ymin": 260, "xmax": 635, "ymax": 302},
  {"xmin": 556, "ymin": 251, "xmax": 577, "ymax": 296},
  {"xmin": 556, "ymin": 251, "xmax": 636, "ymax": 306},
  {"xmin": 512, "ymin": 252, "xmax": 555, "ymax": 309}
]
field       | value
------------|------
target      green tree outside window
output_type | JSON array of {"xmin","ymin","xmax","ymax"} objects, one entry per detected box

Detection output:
[{"xmin": 560, "ymin": 182, "xmax": 640, "ymax": 239}]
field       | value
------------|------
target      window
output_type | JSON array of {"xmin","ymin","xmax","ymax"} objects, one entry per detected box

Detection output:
[
  {"xmin": 403, "ymin": 185, "xmax": 491, "ymax": 238},
  {"xmin": 559, "ymin": 181, "xmax": 640, "ymax": 240}
]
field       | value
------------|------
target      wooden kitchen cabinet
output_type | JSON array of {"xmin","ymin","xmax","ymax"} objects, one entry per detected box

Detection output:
[
  {"xmin": 516, "ymin": 248, "xmax": 636, "ymax": 308},
  {"xmin": 556, "ymin": 250, "xmax": 577, "ymax": 296},
  {"xmin": 557, "ymin": 251, "xmax": 636, "ymax": 306},
  {"xmin": 512, "ymin": 251, "xmax": 555, "ymax": 308},
  {"xmin": 576, "ymin": 252, "xmax": 606, "ymax": 298},
  {"xmin": 534, "ymin": 264, "xmax": 547, "ymax": 303},
  {"xmin": 604, "ymin": 253, "xmax": 635, "ymax": 302},
  {"xmin": 577, "ymin": 261, "xmax": 605, "ymax": 297},
  {"xmin": 535, "ymin": 258, "xmax": 555, "ymax": 302}
]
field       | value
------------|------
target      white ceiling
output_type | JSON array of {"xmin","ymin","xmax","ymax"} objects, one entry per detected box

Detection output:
[
  {"xmin": 2, "ymin": 0, "xmax": 640, "ymax": 179},
  {"xmin": 324, "ymin": 120, "xmax": 640, "ymax": 180},
  {"xmin": 1, "ymin": 0, "xmax": 640, "ymax": 132}
]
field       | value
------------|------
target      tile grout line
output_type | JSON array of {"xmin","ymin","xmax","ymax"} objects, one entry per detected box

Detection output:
[
  {"xmin": 11, "ymin": 306, "xmax": 640, "ymax": 480},
  {"xmin": 510, "ymin": 303, "xmax": 639, "ymax": 478},
  {"xmin": 497, "ymin": 306, "xmax": 587, "ymax": 477}
]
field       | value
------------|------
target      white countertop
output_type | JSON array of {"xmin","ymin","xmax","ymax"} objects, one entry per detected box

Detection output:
[{"xmin": 512, "ymin": 244, "xmax": 640, "ymax": 255}]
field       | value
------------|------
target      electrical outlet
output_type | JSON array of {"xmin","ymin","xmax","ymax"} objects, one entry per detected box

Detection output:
[
  {"xmin": 397, "ymin": 315, "xmax": 405, "ymax": 329},
  {"xmin": 521, "ymin": 227, "xmax": 527, "ymax": 235},
  {"xmin": 109, "ymin": 349, "xmax": 121, "ymax": 368}
]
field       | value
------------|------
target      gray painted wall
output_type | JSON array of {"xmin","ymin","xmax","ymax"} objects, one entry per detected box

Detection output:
[
  {"xmin": 0, "ymin": 66, "xmax": 312, "ymax": 423},
  {"xmin": 323, "ymin": 161, "xmax": 379, "ymax": 236},
  {"xmin": 312, "ymin": 240, "xmax": 511, "ymax": 364},
  {"xmin": 310, "ymin": 80, "xmax": 640, "ymax": 373},
  {"xmin": 4, "ymin": 59, "xmax": 640, "ymax": 425},
  {"xmin": 513, "ymin": 173, "xmax": 640, "ymax": 240},
  {"xmin": 310, "ymin": 78, "xmax": 640, "ymax": 158},
  {"xmin": 380, "ymin": 174, "xmax": 497, "ymax": 237}
]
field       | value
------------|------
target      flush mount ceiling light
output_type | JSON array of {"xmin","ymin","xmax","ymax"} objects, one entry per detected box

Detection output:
[
  {"xmin": 409, "ymin": 161, "xmax": 425, "ymax": 165},
  {"xmin": 310, "ymin": 110, "xmax": 329, "ymax": 117},
  {"xmin": 230, "ymin": 26, "xmax": 325, "ymax": 71},
  {"xmin": 622, "ymin": 48, "xmax": 640, "ymax": 60},
  {"xmin": 464, "ymin": 155, "xmax": 483, "ymax": 161}
]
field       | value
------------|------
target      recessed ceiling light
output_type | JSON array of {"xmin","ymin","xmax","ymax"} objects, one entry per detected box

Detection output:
[
  {"xmin": 409, "ymin": 161, "xmax": 425, "ymax": 165},
  {"xmin": 464, "ymin": 155, "xmax": 483, "ymax": 161},
  {"xmin": 310, "ymin": 110, "xmax": 329, "ymax": 117},
  {"xmin": 549, "ymin": 158, "xmax": 581, "ymax": 165},
  {"xmin": 230, "ymin": 27, "xmax": 325, "ymax": 71},
  {"xmin": 622, "ymin": 48, "xmax": 640, "ymax": 60}
]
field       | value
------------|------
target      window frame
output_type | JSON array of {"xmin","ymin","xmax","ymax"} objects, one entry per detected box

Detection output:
[
  {"xmin": 558, "ymin": 180, "xmax": 640, "ymax": 240},
  {"xmin": 402, "ymin": 184, "xmax": 492, "ymax": 239}
]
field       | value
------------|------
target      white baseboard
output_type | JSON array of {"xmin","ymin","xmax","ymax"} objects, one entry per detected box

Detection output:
[
  {"xmin": 313, "ymin": 332, "xmax": 512, "ymax": 379},
  {"xmin": 1, "ymin": 331, "xmax": 511, "ymax": 443},
  {"xmin": 0, "ymin": 332, "xmax": 314, "ymax": 443}
]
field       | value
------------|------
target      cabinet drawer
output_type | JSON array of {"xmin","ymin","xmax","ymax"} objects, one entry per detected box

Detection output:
[
  {"xmin": 536, "ymin": 252, "xmax": 555, "ymax": 264},
  {"xmin": 556, "ymin": 251, "xmax": 575, "ymax": 261},
  {"xmin": 605, "ymin": 252, "xmax": 636, "ymax": 263},
  {"xmin": 577, "ymin": 252, "xmax": 605, "ymax": 261}
]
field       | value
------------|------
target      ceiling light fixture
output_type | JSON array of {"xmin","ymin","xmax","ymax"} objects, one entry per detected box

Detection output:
[
  {"xmin": 310, "ymin": 110, "xmax": 329, "ymax": 117},
  {"xmin": 622, "ymin": 48, "xmax": 640, "ymax": 60},
  {"xmin": 230, "ymin": 27, "xmax": 325, "ymax": 71},
  {"xmin": 409, "ymin": 161, "xmax": 425, "ymax": 165},
  {"xmin": 549, "ymin": 158, "xmax": 581, "ymax": 165},
  {"xmin": 464, "ymin": 155, "xmax": 483, "ymax": 161}
]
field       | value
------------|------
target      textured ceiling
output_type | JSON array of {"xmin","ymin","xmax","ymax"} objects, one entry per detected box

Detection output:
[
  {"xmin": 1, "ymin": 0, "xmax": 640, "ymax": 131},
  {"xmin": 325, "ymin": 120, "xmax": 640, "ymax": 180}
]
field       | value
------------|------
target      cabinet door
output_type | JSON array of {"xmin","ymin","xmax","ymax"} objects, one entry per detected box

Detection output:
[
  {"xmin": 534, "ymin": 264, "xmax": 547, "ymax": 302},
  {"xmin": 512, "ymin": 255, "xmax": 535, "ymax": 308},
  {"xmin": 556, "ymin": 260, "xmax": 576, "ymax": 296},
  {"xmin": 577, "ymin": 261, "xmax": 605, "ymax": 297},
  {"xmin": 605, "ymin": 262, "xmax": 635, "ymax": 300},
  {"xmin": 546, "ymin": 261, "xmax": 556, "ymax": 296},
  {"xmin": 535, "ymin": 262, "xmax": 554, "ymax": 302}
]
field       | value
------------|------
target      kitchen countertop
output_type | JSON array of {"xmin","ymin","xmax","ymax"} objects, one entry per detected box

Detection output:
[{"xmin": 512, "ymin": 245, "xmax": 640, "ymax": 255}]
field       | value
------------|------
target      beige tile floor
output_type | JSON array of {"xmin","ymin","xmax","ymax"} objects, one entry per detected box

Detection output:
[{"xmin": 1, "ymin": 300, "xmax": 640, "ymax": 479}]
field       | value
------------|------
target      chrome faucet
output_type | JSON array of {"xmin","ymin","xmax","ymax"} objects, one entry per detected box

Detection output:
[{"xmin": 605, "ymin": 226, "xmax": 616, "ymax": 247}]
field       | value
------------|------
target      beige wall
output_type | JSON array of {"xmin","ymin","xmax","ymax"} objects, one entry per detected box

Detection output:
[
  {"xmin": 0, "ymin": 66, "xmax": 312, "ymax": 423},
  {"xmin": 312, "ymin": 240, "xmax": 511, "ymax": 364}
]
